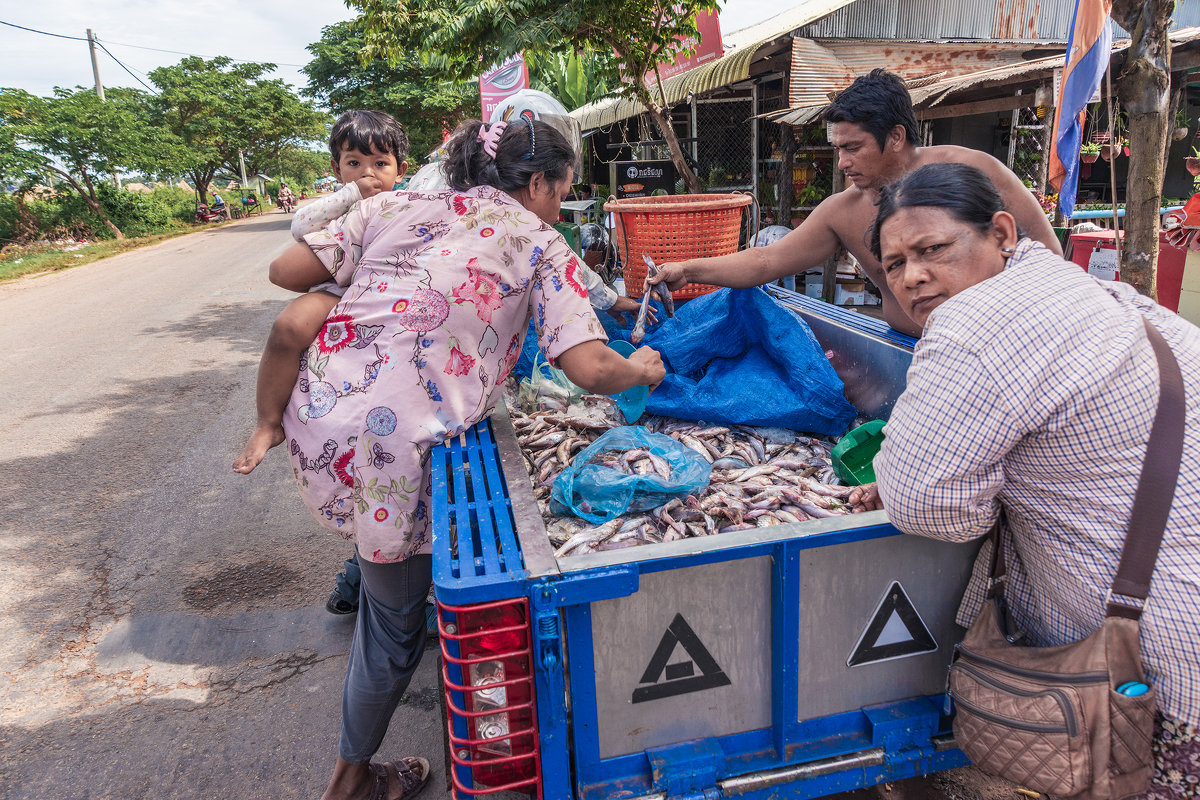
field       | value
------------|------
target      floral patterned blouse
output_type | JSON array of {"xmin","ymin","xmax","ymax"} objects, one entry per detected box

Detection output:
[{"xmin": 286, "ymin": 186, "xmax": 607, "ymax": 563}]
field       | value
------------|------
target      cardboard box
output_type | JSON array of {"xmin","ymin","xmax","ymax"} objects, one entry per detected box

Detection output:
[{"xmin": 835, "ymin": 284, "xmax": 866, "ymax": 305}]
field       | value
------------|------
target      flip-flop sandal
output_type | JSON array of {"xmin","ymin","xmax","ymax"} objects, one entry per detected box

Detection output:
[{"xmin": 367, "ymin": 756, "xmax": 431, "ymax": 800}]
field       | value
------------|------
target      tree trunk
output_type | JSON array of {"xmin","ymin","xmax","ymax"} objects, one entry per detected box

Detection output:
[
  {"xmin": 778, "ymin": 124, "xmax": 796, "ymax": 226},
  {"xmin": 1112, "ymin": 0, "xmax": 1173, "ymax": 299},
  {"xmin": 642, "ymin": 101, "xmax": 703, "ymax": 194},
  {"xmin": 53, "ymin": 167, "xmax": 124, "ymax": 239}
]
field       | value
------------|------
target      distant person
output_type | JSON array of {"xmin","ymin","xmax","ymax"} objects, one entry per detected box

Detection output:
[
  {"xmin": 650, "ymin": 69, "xmax": 1062, "ymax": 338},
  {"xmin": 210, "ymin": 193, "xmax": 229, "ymax": 220}
]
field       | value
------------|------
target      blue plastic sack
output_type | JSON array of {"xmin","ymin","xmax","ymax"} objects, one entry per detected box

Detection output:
[
  {"xmin": 631, "ymin": 288, "xmax": 856, "ymax": 435},
  {"xmin": 551, "ymin": 427, "xmax": 712, "ymax": 524}
]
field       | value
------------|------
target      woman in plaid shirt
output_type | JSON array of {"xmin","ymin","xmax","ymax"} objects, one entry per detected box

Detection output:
[{"xmin": 853, "ymin": 163, "xmax": 1200, "ymax": 799}]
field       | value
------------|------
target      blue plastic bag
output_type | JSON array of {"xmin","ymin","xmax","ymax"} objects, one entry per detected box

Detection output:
[
  {"xmin": 619, "ymin": 288, "xmax": 857, "ymax": 435},
  {"xmin": 551, "ymin": 427, "xmax": 712, "ymax": 524}
]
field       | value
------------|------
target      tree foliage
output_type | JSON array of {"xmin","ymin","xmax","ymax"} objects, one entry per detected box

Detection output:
[
  {"xmin": 527, "ymin": 46, "xmax": 614, "ymax": 112},
  {"xmin": 348, "ymin": 0, "xmax": 719, "ymax": 191},
  {"xmin": 302, "ymin": 20, "xmax": 479, "ymax": 162},
  {"xmin": 0, "ymin": 86, "xmax": 169, "ymax": 238},
  {"xmin": 149, "ymin": 57, "xmax": 329, "ymax": 202}
]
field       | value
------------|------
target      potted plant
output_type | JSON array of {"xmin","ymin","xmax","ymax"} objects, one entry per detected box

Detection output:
[
  {"xmin": 1187, "ymin": 148, "xmax": 1200, "ymax": 176},
  {"xmin": 1100, "ymin": 142, "xmax": 1114, "ymax": 160},
  {"xmin": 1080, "ymin": 142, "xmax": 1101, "ymax": 163},
  {"xmin": 1174, "ymin": 108, "xmax": 1190, "ymax": 141}
]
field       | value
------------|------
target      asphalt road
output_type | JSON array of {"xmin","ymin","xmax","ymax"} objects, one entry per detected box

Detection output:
[{"xmin": 0, "ymin": 209, "xmax": 450, "ymax": 799}]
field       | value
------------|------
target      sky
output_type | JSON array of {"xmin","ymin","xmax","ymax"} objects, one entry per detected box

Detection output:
[{"xmin": 0, "ymin": 0, "xmax": 786, "ymax": 99}]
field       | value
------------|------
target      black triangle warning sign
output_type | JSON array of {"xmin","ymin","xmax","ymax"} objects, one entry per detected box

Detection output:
[
  {"xmin": 632, "ymin": 613, "xmax": 731, "ymax": 703},
  {"xmin": 847, "ymin": 581, "xmax": 938, "ymax": 667}
]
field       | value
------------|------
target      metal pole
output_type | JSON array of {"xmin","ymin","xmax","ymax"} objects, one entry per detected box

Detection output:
[{"xmin": 86, "ymin": 29, "xmax": 105, "ymax": 101}]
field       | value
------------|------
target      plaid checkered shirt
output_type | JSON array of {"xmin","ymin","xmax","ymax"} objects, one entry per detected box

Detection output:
[{"xmin": 876, "ymin": 238, "xmax": 1200, "ymax": 725}]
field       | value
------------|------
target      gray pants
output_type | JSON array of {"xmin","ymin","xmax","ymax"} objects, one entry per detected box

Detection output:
[{"xmin": 339, "ymin": 552, "xmax": 433, "ymax": 763}]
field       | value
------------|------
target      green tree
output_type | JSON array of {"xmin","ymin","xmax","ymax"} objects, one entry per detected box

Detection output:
[
  {"xmin": 350, "ymin": 0, "xmax": 718, "ymax": 192},
  {"xmin": 0, "ymin": 86, "xmax": 167, "ymax": 238},
  {"xmin": 149, "ymin": 56, "xmax": 329, "ymax": 203},
  {"xmin": 527, "ymin": 45, "xmax": 613, "ymax": 111},
  {"xmin": 302, "ymin": 20, "xmax": 478, "ymax": 163},
  {"xmin": 279, "ymin": 145, "xmax": 333, "ymax": 188}
]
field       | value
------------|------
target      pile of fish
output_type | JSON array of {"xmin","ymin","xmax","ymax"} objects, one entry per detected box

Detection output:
[{"xmin": 509, "ymin": 388, "xmax": 869, "ymax": 558}]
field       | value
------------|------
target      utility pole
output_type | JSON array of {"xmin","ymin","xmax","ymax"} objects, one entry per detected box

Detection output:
[
  {"xmin": 87, "ymin": 29, "xmax": 119, "ymax": 187},
  {"xmin": 86, "ymin": 29, "xmax": 105, "ymax": 101}
]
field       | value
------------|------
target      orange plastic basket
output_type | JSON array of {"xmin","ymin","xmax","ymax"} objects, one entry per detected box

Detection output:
[{"xmin": 604, "ymin": 193, "xmax": 753, "ymax": 301}]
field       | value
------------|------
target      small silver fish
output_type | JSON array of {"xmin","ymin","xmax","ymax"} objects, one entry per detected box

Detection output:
[{"xmin": 643, "ymin": 255, "xmax": 675, "ymax": 318}]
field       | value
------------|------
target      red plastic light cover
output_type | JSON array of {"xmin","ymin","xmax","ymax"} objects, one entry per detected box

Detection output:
[{"xmin": 439, "ymin": 597, "xmax": 541, "ymax": 799}]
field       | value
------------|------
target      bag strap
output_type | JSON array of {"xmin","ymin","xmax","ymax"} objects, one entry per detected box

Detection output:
[
  {"xmin": 987, "ymin": 319, "xmax": 1185, "ymax": 624},
  {"xmin": 1107, "ymin": 319, "xmax": 1186, "ymax": 618}
]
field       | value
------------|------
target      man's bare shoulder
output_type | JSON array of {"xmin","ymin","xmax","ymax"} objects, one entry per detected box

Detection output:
[{"xmin": 919, "ymin": 145, "xmax": 1003, "ymax": 171}]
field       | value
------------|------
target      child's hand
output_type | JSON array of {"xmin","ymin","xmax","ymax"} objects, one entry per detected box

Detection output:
[{"xmin": 355, "ymin": 176, "xmax": 387, "ymax": 199}]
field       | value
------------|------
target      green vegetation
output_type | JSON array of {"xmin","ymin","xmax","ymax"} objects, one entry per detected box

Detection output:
[
  {"xmin": 149, "ymin": 56, "xmax": 329, "ymax": 203},
  {"xmin": 349, "ymin": 0, "xmax": 720, "ymax": 192},
  {"xmin": 302, "ymin": 20, "xmax": 477, "ymax": 161}
]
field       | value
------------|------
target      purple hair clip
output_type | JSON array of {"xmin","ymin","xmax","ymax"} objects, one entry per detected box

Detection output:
[{"xmin": 477, "ymin": 121, "xmax": 508, "ymax": 159}]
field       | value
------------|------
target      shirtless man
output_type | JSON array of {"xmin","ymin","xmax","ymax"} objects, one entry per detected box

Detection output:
[{"xmin": 651, "ymin": 69, "xmax": 1062, "ymax": 337}]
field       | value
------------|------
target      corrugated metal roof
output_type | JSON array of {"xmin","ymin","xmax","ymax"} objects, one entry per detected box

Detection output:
[
  {"xmin": 788, "ymin": 39, "xmax": 1037, "ymax": 108},
  {"xmin": 799, "ymin": 0, "xmax": 1073, "ymax": 40},
  {"xmin": 770, "ymin": 28, "xmax": 1200, "ymax": 125},
  {"xmin": 570, "ymin": 0, "xmax": 857, "ymax": 129}
]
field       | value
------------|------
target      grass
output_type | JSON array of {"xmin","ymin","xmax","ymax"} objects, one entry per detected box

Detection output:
[{"xmin": 0, "ymin": 221, "xmax": 228, "ymax": 283}]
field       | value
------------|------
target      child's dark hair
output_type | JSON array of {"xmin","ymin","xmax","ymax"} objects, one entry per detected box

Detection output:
[
  {"xmin": 329, "ymin": 110, "xmax": 410, "ymax": 163},
  {"xmin": 442, "ymin": 118, "xmax": 574, "ymax": 194},
  {"xmin": 824, "ymin": 69, "xmax": 919, "ymax": 150}
]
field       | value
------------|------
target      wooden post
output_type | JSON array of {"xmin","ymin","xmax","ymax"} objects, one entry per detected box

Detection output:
[{"xmin": 823, "ymin": 155, "xmax": 845, "ymax": 302}]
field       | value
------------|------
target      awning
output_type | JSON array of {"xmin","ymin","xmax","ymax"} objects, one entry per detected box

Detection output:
[{"xmin": 570, "ymin": 0, "xmax": 858, "ymax": 129}]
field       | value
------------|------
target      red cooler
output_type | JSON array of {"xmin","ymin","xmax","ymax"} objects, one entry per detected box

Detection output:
[{"xmin": 1067, "ymin": 230, "xmax": 1184, "ymax": 312}]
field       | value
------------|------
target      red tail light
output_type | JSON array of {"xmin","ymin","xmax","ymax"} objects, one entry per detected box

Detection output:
[{"xmin": 440, "ymin": 597, "xmax": 541, "ymax": 798}]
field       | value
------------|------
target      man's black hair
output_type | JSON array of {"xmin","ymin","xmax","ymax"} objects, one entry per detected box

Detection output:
[
  {"xmin": 823, "ymin": 69, "xmax": 920, "ymax": 150},
  {"xmin": 329, "ymin": 110, "xmax": 410, "ymax": 163}
]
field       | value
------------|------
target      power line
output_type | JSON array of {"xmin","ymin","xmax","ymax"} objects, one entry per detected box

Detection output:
[
  {"xmin": 0, "ymin": 19, "xmax": 87, "ymax": 41},
  {"xmin": 99, "ymin": 36, "xmax": 304, "ymax": 67},
  {"xmin": 94, "ymin": 39, "xmax": 159, "ymax": 95},
  {"xmin": 0, "ymin": 18, "xmax": 305, "ymax": 67}
]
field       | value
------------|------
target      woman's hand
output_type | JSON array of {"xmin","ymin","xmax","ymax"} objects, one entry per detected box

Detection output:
[
  {"xmin": 607, "ymin": 295, "xmax": 657, "ymax": 326},
  {"xmin": 847, "ymin": 482, "xmax": 884, "ymax": 511},
  {"xmin": 630, "ymin": 345, "xmax": 666, "ymax": 391},
  {"xmin": 557, "ymin": 340, "xmax": 665, "ymax": 395},
  {"xmin": 647, "ymin": 261, "xmax": 689, "ymax": 292}
]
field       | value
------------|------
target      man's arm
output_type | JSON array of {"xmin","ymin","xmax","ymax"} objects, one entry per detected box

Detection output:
[
  {"xmin": 953, "ymin": 147, "xmax": 1063, "ymax": 256},
  {"xmin": 653, "ymin": 196, "xmax": 845, "ymax": 290}
]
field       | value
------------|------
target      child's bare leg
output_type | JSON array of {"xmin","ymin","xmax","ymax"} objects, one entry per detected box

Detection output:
[{"xmin": 234, "ymin": 291, "xmax": 340, "ymax": 473}]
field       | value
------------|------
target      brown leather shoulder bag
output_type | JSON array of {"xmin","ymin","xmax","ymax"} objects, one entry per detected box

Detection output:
[{"xmin": 949, "ymin": 319, "xmax": 1185, "ymax": 800}]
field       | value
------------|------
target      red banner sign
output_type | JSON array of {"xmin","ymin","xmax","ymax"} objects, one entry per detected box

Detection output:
[
  {"xmin": 643, "ymin": 10, "xmax": 723, "ymax": 86},
  {"xmin": 480, "ymin": 53, "xmax": 529, "ymax": 119}
]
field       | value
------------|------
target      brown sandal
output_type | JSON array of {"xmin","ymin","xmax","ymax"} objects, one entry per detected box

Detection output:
[{"xmin": 366, "ymin": 757, "xmax": 431, "ymax": 800}]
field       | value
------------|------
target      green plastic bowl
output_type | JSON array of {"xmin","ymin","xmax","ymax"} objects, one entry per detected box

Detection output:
[
  {"xmin": 831, "ymin": 419, "xmax": 887, "ymax": 485},
  {"xmin": 606, "ymin": 340, "xmax": 649, "ymax": 423}
]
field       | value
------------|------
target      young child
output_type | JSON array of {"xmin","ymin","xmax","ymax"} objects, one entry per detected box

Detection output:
[{"xmin": 233, "ymin": 109, "xmax": 410, "ymax": 475}]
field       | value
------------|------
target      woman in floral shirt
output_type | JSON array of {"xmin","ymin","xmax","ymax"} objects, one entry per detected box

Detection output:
[{"xmin": 268, "ymin": 118, "xmax": 664, "ymax": 800}]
